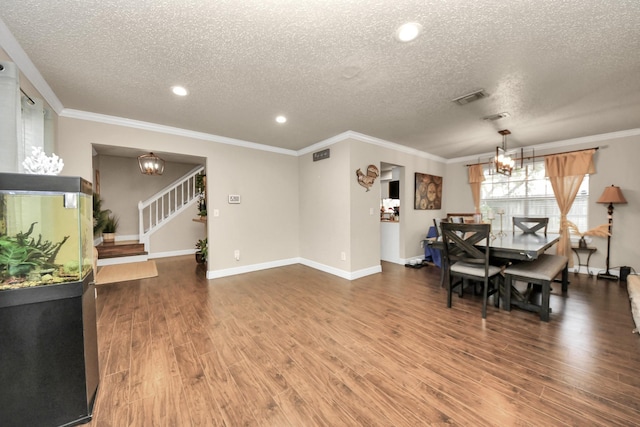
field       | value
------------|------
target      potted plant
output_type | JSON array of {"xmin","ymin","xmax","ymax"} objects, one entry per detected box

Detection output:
[
  {"xmin": 195, "ymin": 174, "xmax": 207, "ymax": 218},
  {"xmin": 566, "ymin": 221, "xmax": 610, "ymax": 248},
  {"xmin": 197, "ymin": 202, "xmax": 207, "ymax": 218},
  {"xmin": 195, "ymin": 238, "xmax": 207, "ymax": 264},
  {"xmin": 102, "ymin": 214, "xmax": 119, "ymax": 243},
  {"xmin": 93, "ymin": 193, "xmax": 110, "ymax": 236}
]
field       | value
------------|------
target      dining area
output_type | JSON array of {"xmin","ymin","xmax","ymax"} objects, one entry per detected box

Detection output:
[{"xmin": 428, "ymin": 216, "xmax": 568, "ymax": 321}]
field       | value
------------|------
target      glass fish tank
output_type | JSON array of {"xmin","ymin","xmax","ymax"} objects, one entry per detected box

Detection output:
[
  {"xmin": 0, "ymin": 173, "xmax": 99, "ymax": 426},
  {"xmin": 0, "ymin": 172, "xmax": 93, "ymax": 292}
]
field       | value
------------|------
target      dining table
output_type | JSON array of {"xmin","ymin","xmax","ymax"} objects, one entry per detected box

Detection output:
[
  {"xmin": 427, "ymin": 232, "xmax": 560, "ymax": 263},
  {"xmin": 427, "ymin": 232, "xmax": 564, "ymax": 314},
  {"xmin": 478, "ymin": 232, "xmax": 560, "ymax": 261}
]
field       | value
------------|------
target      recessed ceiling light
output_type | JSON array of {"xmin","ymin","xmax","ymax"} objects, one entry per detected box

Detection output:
[
  {"xmin": 171, "ymin": 86, "xmax": 188, "ymax": 96},
  {"xmin": 395, "ymin": 22, "xmax": 422, "ymax": 42},
  {"xmin": 276, "ymin": 115, "xmax": 287, "ymax": 124}
]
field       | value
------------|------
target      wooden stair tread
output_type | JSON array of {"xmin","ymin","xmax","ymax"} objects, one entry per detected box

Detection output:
[{"xmin": 97, "ymin": 242, "xmax": 147, "ymax": 259}]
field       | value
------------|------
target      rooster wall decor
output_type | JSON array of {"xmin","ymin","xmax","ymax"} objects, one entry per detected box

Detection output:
[{"xmin": 356, "ymin": 164, "xmax": 379, "ymax": 191}]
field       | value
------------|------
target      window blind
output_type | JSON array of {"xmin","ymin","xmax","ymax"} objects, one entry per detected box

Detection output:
[{"xmin": 480, "ymin": 162, "xmax": 589, "ymax": 233}]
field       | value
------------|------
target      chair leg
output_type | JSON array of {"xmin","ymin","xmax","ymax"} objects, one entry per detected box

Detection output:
[
  {"xmin": 481, "ymin": 278, "xmax": 488, "ymax": 319},
  {"xmin": 447, "ymin": 277, "xmax": 453, "ymax": 308}
]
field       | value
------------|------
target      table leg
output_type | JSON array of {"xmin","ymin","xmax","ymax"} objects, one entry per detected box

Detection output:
[
  {"xmin": 585, "ymin": 251, "xmax": 595, "ymax": 276},
  {"xmin": 541, "ymin": 282, "xmax": 551, "ymax": 321},
  {"xmin": 504, "ymin": 274, "xmax": 512, "ymax": 311},
  {"xmin": 573, "ymin": 249, "xmax": 582, "ymax": 274}
]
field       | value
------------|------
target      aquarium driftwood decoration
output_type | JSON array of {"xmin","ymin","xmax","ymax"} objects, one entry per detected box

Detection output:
[{"xmin": 0, "ymin": 222, "xmax": 69, "ymax": 279}]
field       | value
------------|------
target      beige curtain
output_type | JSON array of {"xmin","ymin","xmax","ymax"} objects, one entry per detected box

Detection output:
[
  {"xmin": 468, "ymin": 164, "xmax": 485, "ymax": 213},
  {"xmin": 545, "ymin": 149, "xmax": 596, "ymax": 265}
]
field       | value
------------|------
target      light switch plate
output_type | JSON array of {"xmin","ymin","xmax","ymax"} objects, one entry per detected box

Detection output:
[{"xmin": 228, "ymin": 194, "xmax": 241, "ymax": 204}]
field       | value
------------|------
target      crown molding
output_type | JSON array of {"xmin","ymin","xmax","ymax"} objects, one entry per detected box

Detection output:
[
  {"xmin": 60, "ymin": 108, "xmax": 299, "ymax": 156},
  {"xmin": 0, "ymin": 17, "xmax": 64, "ymax": 113},
  {"xmin": 447, "ymin": 128, "xmax": 640, "ymax": 165},
  {"xmin": 298, "ymin": 130, "xmax": 447, "ymax": 162},
  {"xmin": 61, "ymin": 107, "xmax": 448, "ymax": 161}
]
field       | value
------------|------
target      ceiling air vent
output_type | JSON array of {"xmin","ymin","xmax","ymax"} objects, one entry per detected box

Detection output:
[
  {"xmin": 451, "ymin": 89, "xmax": 488, "ymax": 106},
  {"xmin": 482, "ymin": 112, "xmax": 511, "ymax": 121}
]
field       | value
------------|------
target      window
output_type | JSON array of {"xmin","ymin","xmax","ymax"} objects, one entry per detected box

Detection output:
[{"xmin": 480, "ymin": 161, "xmax": 589, "ymax": 233}]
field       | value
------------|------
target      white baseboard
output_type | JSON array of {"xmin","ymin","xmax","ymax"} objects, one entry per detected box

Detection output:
[
  {"xmin": 571, "ymin": 264, "xmax": 616, "ymax": 277},
  {"xmin": 116, "ymin": 234, "xmax": 141, "ymax": 242},
  {"xmin": 207, "ymin": 258, "xmax": 300, "ymax": 279},
  {"xmin": 349, "ymin": 264, "xmax": 383, "ymax": 280},
  {"xmin": 149, "ymin": 249, "xmax": 196, "ymax": 259},
  {"xmin": 97, "ymin": 254, "xmax": 149, "ymax": 266},
  {"xmin": 207, "ymin": 257, "xmax": 382, "ymax": 281},
  {"xmin": 383, "ymin": 257, "xmax": 424, "ymax": 266},
  {"xmin": 94, "ymin": 234, "xmax": 141, "ymax": 245}
]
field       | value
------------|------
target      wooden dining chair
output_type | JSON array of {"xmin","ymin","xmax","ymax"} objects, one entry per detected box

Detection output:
[
  {"xmin": 440, "ymin": 222, "xmax": 502, "ymax": 319},
  {"xmin": 512, "ymin": 217, "xmax": 548, "ymax": 235},
  {"xmin": 432, "ymin": 217, "xmax": 448, "ymax": 237}
]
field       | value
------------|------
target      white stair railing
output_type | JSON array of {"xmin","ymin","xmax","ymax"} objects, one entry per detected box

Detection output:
[{"xmin": 138, "ymin": 165, "xmax": 205, "ymax": 246}]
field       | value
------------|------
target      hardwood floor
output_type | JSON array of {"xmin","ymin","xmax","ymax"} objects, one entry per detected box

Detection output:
[{"xmin": 89, "ymin": 257, "xmax": 640, "ymax": 426}]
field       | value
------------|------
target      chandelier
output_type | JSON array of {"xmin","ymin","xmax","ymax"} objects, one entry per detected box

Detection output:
[
  {"xmin": 137, "ymin": 152, "xmax": 165, "ymax": 175},
  {"xmin": 495, "ymin": 129, "xmax": 515, "ymax": 176}
]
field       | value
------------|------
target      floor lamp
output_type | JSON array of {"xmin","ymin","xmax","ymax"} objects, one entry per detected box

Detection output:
[{"xmin": 596, "ymin": 185, "xmax": 627, "ymax": 280}]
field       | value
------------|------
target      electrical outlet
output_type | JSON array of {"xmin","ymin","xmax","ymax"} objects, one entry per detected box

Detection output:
[
  {"xmin": 340, "ymin": 252, "xmax": 346, "ymax": 261},
  {"xmin": 369, "ymin": 207, "xmax": 374, "ymax": 215},
  {"xmin": 234, "ymin": 249, "xmax": 240, "ymax": 260},
  {"xmin": 213, "ymin": 209, "xmax": 220, "ymax": 217}
]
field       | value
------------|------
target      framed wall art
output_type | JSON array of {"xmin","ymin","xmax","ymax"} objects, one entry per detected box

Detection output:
[{"xmin": 414, "ymin": 173, "xmax": 442, "ymax": 210}]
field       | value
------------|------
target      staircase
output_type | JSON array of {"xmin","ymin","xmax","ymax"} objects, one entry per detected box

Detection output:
[
  {"xmin": 138, "ymin": 165, "xmax": 205, "ymax": 247},
  {"xmin": 96, "ymin": 241, "xmax": 148, "ymax": 266},
  {"xmin": 96, "ymin": 165, "xmax": 205, "ymax": 266}
]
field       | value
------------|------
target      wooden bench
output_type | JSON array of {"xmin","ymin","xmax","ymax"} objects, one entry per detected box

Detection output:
[{"xmin": 503, "ymin": 254, "xmax": 568, "ymax": 321}]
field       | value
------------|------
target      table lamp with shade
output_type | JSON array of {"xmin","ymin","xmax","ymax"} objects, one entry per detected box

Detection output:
[{"xmin": 596, "ymin": 185, "xmax": 627, "ymax": 280}]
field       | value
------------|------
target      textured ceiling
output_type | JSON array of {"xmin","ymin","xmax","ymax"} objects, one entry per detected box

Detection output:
[{"xmin": 1, "ymin": 0, "xmax": 640, "ymax": 159}]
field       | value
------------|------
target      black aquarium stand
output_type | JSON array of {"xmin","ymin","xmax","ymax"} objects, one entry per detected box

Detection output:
[{"xmin": 0, "ymin": 273, "xmax": 99, "ymax": 427}]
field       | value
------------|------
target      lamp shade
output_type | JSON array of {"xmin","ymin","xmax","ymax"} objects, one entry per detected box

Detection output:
[
  {"xmin": 138, "ymin": 152, "xmax": 165, "ymax": 175},
  {"xmin": 596, "ymin": 185, "xmax": 627, "ymax": 204}
]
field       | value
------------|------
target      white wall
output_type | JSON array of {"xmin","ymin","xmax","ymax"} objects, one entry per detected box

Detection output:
[
  {"xmin": 298, "ymin": 140, "xmax": 351, "ymax": 273},
  {"xmin": 207, "ymin": 142, "xmax": 299, "ymax": 271},
  {"xmin": 57, "ymin": 117, "xmax": 300, "ymax": 277},
  {"xmin": 349, "ymin": 140, "xmax": 384, "ymax": 274},
  {"xmin": 298, "ymin": 136, "xmax": 449, "ymax": 278},
  {"xmin": 150, "ymin": 205, "xmax": 204, "ymax": 256},
  {"xmin": 374, "ymin": 141, "xmax": 446, "ymax": 260}
]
